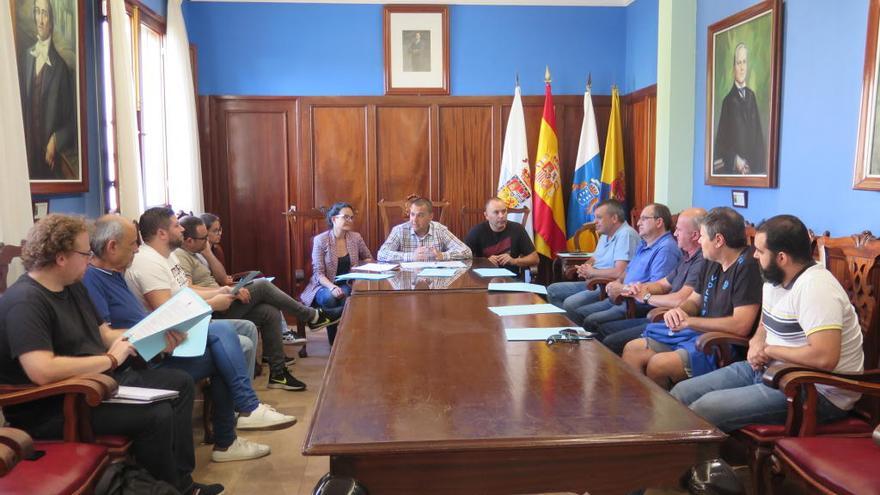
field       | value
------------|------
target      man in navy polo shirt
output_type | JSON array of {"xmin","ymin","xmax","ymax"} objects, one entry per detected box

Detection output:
[
  {"xmin": 82, "ymin": 215, "xmax": 296, "ymax": 463},
  {"xmin": 576, "ymin": 203, "xmax": 681, "ymax": 330}
]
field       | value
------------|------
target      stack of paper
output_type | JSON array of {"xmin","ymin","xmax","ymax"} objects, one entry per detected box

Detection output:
[
  {"xmin": 353, "ymin": 263, "xmax": 399, "ymax": 272},
  {"xmin": 487, "ymin": 304, "xmax": 566, "ymax": 316},
  {"xmin": 418, "ymin": 268, "xmax": 458, "ymax": 277},
  {"xmin": 335, "ymin": 272, "xmax": 396, "ymax": 281},
  {"xmin": 473, "ymin": 268, "xmax": 517, "ymax": 277},
  {"xmin": 488, "ymin": 282, "xmax": 548, "ymax": 295},
  {"xmin": 504, "ymin": 327, "xmax": 582, "ymax": 341},
  {"xmin": 400, "ymin": 261, "xmax": 468, "ymax": 269},
  {"xmin": 104, "ymin": 386, "xmax": 179, "ymax": 404},
  {"xmin": 557, "ymin": 252, "xmax": 594, "ymax": 258},
  {"xmin": 123, "ymin": 288, "xmax": 212, "ymax": 361}
]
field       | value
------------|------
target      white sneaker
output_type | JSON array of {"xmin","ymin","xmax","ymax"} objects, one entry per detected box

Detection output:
[
  {"xmin": 211, "ymin": 437, "xmax": 271, "ymax": 463},
  {"xmin": 236, "ymin": 403, "xmax": 297, "ymax": 430},
  {"xmin": 282, "ymin": 331, "xmax": 307, "ymax": 345}
]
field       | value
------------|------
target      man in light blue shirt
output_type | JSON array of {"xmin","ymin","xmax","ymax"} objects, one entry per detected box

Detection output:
[
  {"xmin": 547, "ymin": 199, "xmax": 640, "ymax": 325},
  {"xmin": 577, "ymin": 203, "xmax": 682, "ymax": 329}
]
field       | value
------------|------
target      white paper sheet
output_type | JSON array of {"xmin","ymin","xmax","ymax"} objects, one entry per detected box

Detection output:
[
  {"xmin": 400, "ymin": 261, "xmax": 468, "ymax": 269},
  {"xmin": 504, "ymin": 327, "xmax": 581, "ymax": 341},
  {"xmin": 352, "ymin": 263, "xmax": 399, "ymax": 272},
  {"xmin": 487, "ymin": 282, "xmax": 548, "ymax": 294},
  {"xmin": 335, "ymin": 272, "xmax": 396, "ymax": 281},
  {"xmin": 473, "ymin": 268, "xmax": 517, "ymax": 277},
  {"xmin": 488, "ymin": 304, "xmax": 566, "ymax": 316},
  {"xmin": 418, "ymin": 268, "xmax": 458, "ymax": 277}
]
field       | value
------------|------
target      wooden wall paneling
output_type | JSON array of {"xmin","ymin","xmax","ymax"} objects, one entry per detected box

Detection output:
[
  {"xmin": 211, "ymin": 97, "xmax": 297, "ymax": 294},
  {"xmin": 438, "ymin": 105, "xmax": 495, "ymax": 238},
  {"xmin": 622, "ymin": 85, "xmax": 657, "ymax": 215},
  {"xmin": 375, "ymin": 105, "xmax": 433, "ymax": 248}
]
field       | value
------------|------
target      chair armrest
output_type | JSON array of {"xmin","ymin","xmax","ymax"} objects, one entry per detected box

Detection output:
[
  {"xmin": 696, "ymin": 332, "xmax": 750, "ymax": 355},
  {"xmin": 874, "ymin": 424, "xmax": 880, "ymax": 447},
  {"xmin": 0, "ymin": 428, "xmax": 33, "ymax": 464},
  {"xmin": 763, "ymin": 364, "xmax": 880, "ymax": 389},
  {"xmin": 0, "ymin": 374, "xmax": 116, "ymax": 409},
  {"xmin": 647, "ymin": 307, "xmax": 668, "ymax": 322},
  {"xmin": 585, "ymin": 277, "xmax": 615, "ymax": 291}
]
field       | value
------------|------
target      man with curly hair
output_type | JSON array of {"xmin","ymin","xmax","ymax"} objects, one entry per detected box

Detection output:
[{"xmin": 0, "ymin": 214, "xmax": 222, "ymax": 495}]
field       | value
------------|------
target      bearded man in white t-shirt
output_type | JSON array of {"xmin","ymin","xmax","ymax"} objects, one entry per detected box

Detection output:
[{"xmin": 671, "ymin": 214, "xmax": 864, "ymax": 432}]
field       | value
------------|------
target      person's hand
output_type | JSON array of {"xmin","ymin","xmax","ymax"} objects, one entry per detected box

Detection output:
[
  {"xmin": 224, "ymin": 275, "xmax": 234, "ymax": 286},
  {"xmin": 236, "ymin": 287, "xmax": 251, "ymax": 304},
  {"xmin": 430, "ymin": 247, "xmax": 442, "ymax": 260},
  {"xmin": 45, "ymin": 133, "xmax": 57, "ymax": 168},
  {"xmin": 414, "ymin": 246, "xmax": 431, "ymax": 261},
  {"xmin": 605, "ymin": 281, "xmax": 625, "ymax": 299},
  {"xmin": 107, "ymin": 336, "xmax": 136, "ymax": 364},
  {"xmin": 212, "ymin": 294, "xmax": 236, "ymax": 312},
  {"xmin": 663, "ymin": 307, "xmax": 691, "ymax": 332},
  {"xmin": 494, "ymin": 253, "xmax": 514, "ymax": 267},
  {"xmin": 622, "ymin": 282, "xmax": 643, "ymax": 298},
  {"xmin": 747, "ymin": 343, "xmax": 770, "ymax": 371},
  {"xmin": 487, "ymin": 255, "xmax": 501, "ymax": 266},
  {"xmin": 162, "ymin": 330, "xmax": 187, "ymax": 353},
  {"xmin": 331, "ymin": 285, "xmax": 345, "ymax": 299},
  {"xmin": 219, "ymin": 286, "xmax": 233, "ymax": 295},
  {"xmin": 576, "ymin": 263, "xmax": 593, "ymax": 279}
]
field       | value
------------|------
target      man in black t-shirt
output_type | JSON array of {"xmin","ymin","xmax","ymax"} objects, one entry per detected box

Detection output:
[
  {"xmin": 0, "ymin": 214, "xmax": 222, "ymax": 495},
  {"xmin": 464, "ymin": 197, "xmax": 538, "ymax": 275},
  {"xmin": 622, "ymin": 207, "xmax": 762, "ymax": 389}
]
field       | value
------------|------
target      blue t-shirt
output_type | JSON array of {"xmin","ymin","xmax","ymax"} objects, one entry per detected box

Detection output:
[
  {"xmin": 592, "ymin": 222, "xmax": 640, "ymax": 269},
  {"xmin": 82, "ymin": 265, "xmax": 148, "ymax": 329},
  {"xmin": 623, "ymin": 232, "xmax": 682, "ymax": 284}
]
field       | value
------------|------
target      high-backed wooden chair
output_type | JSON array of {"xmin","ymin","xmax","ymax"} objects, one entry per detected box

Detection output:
[
  {"xmin": 284, "ymin": 206, "xmax": 330, "ymax": 358},
  {"xmin": 0, "ymin": 243, "xmax": 24, "ymax": 294},
  {"xmin": 377, "ymin": 197, "xmax": 451, "ymax": 239}
]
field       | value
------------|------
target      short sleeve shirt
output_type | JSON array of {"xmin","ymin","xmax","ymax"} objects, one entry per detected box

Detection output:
[
  {"xmin": 82, "ymin": 265, "xmax": 149, "ymax": 329},
  {"xmin": 622, "ymin": 232, "xmax": 682, "ymax": 284},
  {"xmin": 591, "ymin": 222, "xmax": 640, "ymax": 270},
  {"xmin": 694, "ymin": 247, "xmax": 763, "ymax": 318},
  {"xmin": 665, "ymin": 249, "xmax": 706, "ymax": 292},
  {"xmin": 175, "ymin": 248, "xmax": 220, "ymax": 288},
  {"xmin": 463, "ymin": 221, "xmax": 535, "ymax": 273},
  {"xmin": 0, "ymin": 275, "xmax": 107, "ymax": 425},
  {"xmin": 762, "ymin": 264, "xmax": 864, "ymax": 410},
  {"xmin": 125, "ymin": 244, "xmax": 188, "ymax": 307}
]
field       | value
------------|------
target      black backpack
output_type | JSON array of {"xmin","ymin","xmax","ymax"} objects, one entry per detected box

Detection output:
[{"xmin": 94, "ymin": 462, "xmax": 181, "ymax": 495}]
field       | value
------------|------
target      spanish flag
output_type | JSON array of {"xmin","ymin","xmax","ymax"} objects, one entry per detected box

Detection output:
[
  {"xmin": 532, "ymin": 70, "xmax": 567, "ymax": 258},
  {"xmin": 600, "ymin": 86, "xmax": 626, "ymax": 205}
]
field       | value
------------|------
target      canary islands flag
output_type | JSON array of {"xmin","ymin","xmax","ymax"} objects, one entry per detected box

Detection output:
[
  {"xmin": 532, "ymin": 78, "xmax": 567, "ymax": 258},
  {"xmin": 600, "ymin": 86, "xmax": 626, "ymax": 205},
  {"xmin": 567, "ymin": 88, "xmax": 602, "ymax": 247}
]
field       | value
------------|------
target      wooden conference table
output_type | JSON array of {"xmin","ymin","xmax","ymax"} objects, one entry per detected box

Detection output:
[
  {"xmin": 305, "ymin": 263, "xmax": 725, "ymax": 494},
  {"xmin": 350, "ymin": 257, "xmax": 500, "ymax": 294}
]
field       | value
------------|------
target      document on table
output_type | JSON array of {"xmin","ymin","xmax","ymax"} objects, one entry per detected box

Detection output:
[
  {"xmin": 400, "ymin": 261, "xmax": 468, "ymax": 269},
  {"xmin": 418, "ymin": 268, "xmax": 458, "ymax": 277},
  {"xmin": 473, "ymin": 268, "xmax": 517, "ymax": 278},
  {"xmin": 505, "ymin": 327, "xmax": 582, "ymax": 341},
  {"xmin": 123, "ymin": 288, "xmax": 212, "ymax": 361},
  {"xmin": 104, "ymin": 386, "xmax": 179, "ymax": 404},
  {"xmin": 487, "ymin": 282, "xmax": 548, "ymax": 294},
  {"xmin": 557, "ymin": 252, "xmax": 594, "ymax": 258},
  {"xmin": 352, "ymin": 263, "xmax": 399, "ymax": 272},
  {"xmin": 488, "ymin": 304, "xmax": 566, "ymax": 316},
  {"xmin": 335, "ymin": 272, "xmax": 396, "ymax": 281}
]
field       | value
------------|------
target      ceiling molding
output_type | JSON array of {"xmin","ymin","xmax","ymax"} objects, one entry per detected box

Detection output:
[{"xmin": 188, "ymin": 0, "xmax": 634, "ymax": 6}]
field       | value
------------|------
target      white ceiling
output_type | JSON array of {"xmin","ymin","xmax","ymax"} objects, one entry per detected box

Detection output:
[{"xmin": 189, "ymin": 0, "xmax": 634, "ymax": 6}]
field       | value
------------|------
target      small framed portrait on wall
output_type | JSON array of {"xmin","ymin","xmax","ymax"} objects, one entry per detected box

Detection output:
[{"xmin": 383, "ymin": 5, "xmax": 449, "ymax": 95}]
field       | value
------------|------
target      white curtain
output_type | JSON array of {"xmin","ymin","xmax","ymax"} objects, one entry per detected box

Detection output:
[
  {"xmin": 0, "ymin": 5, "xmax": 34, "ymax": 285},
  {"xmin": 164, "ymin": 0, "xmax": 204, "ymax": 213},
  {"xmin": 109, "ymin": 0, "xmax": 143, "ymax": 219}
]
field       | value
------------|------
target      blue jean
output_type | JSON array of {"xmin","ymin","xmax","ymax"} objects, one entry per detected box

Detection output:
[
  {"xmin": 670, "ymin": 360, "xmax": 849, "ymax": 433},
  {"xmin": 159, "ymin": 320, "xmax": 261, "ymax": 448},
  {"xmin": 546, "ymin": 281, "xmax": 600, "ymax": 325},
  {"xmin": 314, "ymin": 284, "xmax": 351, "ymax": 345},
  {"xmin": 227, "ymin": 319, "xmax": 257, "ymax": 380},
  {"xmin": 596, "ymin": 318, "xmax": 649, "ymax": 355}
]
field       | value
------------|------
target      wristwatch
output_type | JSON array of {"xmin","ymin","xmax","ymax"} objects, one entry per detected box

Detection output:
[{"xmin": 643, "ymin": 293, "xmax": 652, "ymax": 304}]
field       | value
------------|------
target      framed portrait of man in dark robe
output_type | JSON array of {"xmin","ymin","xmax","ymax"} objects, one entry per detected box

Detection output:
[
  {"xmin": 854, "ymin": 0, "xmax": 880, "ymax": 191},
  {"xmin": 706, "ymin": 0, "xmax": 781, "ymax": 188},
  {"xmin": 11, "ymin": 0, "xmax": 88, "ymax": 194}
]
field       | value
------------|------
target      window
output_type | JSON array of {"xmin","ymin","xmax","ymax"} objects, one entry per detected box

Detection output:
[{"xmin": 100, "ymin": 0, "xmax": 167, "ymax": 212}]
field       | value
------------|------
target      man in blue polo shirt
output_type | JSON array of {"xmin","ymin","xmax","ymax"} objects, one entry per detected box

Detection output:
[
  {"xmin": 82, "ymin": 215, "xmax": 297, "ymax": 463},
  {"xmin": 547, "ymin": 199, "xmax": 640, "ymax": 325},
  {"xmin": 576, "ymin": 203, "xmax": 682, "ymax": 330}
]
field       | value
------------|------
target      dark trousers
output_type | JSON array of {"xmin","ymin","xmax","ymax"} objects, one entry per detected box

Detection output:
[
  {"xmin": 313, "ymin": 284, "xmax": 351, "ymax": 345},
  {"xmin": 24, "ymin": 367, "xmax": 196, "ymax": 492}
]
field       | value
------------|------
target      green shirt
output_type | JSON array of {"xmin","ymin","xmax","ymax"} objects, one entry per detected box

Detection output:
[{"xmin": 174, "ymin": 248, "xmax": 220, "ymax": 288}]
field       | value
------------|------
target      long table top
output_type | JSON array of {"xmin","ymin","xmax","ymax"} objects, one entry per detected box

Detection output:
[
  {"xmin": 303, "ymin": 290, "xmax": 724, "ymax": 457},
  {"xmin": 350, "ymin": 258, "xmax": 505, "ymax": 294}
]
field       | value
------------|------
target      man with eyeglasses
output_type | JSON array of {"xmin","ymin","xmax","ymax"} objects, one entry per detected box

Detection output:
[
  {"xmin": 171, "ymin": 215, "xmax": 333, "ymax": 391},
  {"xmin": 0, "ymin": 214, "xmax": 223, "ymax": 495}
]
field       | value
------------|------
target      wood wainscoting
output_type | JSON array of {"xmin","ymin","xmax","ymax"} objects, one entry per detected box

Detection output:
[{"xmin": 199, "ymin": 88, "xmax": 656, "ymax": 295}]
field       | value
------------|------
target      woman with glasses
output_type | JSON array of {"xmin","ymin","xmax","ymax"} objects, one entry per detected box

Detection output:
[{"xmin": 300, "ymin": 202, "xmax": 373, "ymax": 345}]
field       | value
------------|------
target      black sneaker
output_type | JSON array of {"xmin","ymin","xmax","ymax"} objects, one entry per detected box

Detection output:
[
  {"xmin": 268, "ymin": 368, "xmax": 307, "ymax": 391},
  {"xmin": 307, "ymin": 308, "xmax": 342, "ymax": 331},
  {"xmin": 262, "ymin": 355, "xmax": 296, "ymax": 365},
  {"xmin": 186, "ymin": 482, "xmax": 225, "ymax": 495}
]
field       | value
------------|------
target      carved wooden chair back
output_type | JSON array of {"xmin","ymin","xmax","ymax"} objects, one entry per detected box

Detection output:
[
  {"xmin": 378, "ymin": 196, "xmax": 450, "ymax": 239},
  {"xmin": 0, "ymin": 243, "xmax": 24, "ymax": 295},
  {"xmin": 571, "ymin": 222, "xmax": 598, "ymax": 253}
]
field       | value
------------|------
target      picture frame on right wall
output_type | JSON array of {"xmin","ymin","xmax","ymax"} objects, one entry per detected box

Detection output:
[
  {"xmin": 853, "ymin": 0, "xmax": 880, "ymax": 190},
  {"xmin": 705, "ymin": 0, "xmax": 782, "ymax": 188}
]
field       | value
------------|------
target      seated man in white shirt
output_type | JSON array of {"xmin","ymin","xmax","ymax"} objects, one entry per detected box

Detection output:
[{"xmin": 377, "ymin": 197, "xmax": 472, "ymax": 262}]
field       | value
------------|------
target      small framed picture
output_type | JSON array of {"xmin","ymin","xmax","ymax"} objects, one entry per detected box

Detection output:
[
  {"xmin": 383, "ymin": 5, "xmax": 449, "ymax": 95},
  {"xmin": 32, "ymin": 200, "xmax": 49, "ymax": 220},
  {"xmin": 731, "ymin": 189, "xmax": 748, "ymax": 208}
]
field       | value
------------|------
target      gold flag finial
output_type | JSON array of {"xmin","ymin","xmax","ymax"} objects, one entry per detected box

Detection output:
[{"xmin": 544, "ymin": 65, "xmax": 551, "ymax": 83}]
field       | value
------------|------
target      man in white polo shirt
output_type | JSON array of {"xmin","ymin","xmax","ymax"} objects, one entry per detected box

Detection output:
[{"xmin": 671, "ymin": 214, "xmax": 864, "ymax": 432}]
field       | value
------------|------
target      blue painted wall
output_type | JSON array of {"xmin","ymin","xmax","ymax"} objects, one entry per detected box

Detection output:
[
  {"xmin": 183, "ymin": 2, "xmax": 635, "ymax": 96},
  {"xmin": 624, "ymin": 0, "xmax": 658, "ymax": 93},
  {"xmin": 693, "ymin": 0, "xmax": 880, "ymax": 234},
  {"xmin": 34, "ymin": 0, "xmax": 104, "ymax": 218}
]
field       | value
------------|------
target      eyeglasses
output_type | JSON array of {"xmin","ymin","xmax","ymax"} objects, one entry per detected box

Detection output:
[
  {"xmin": 209, "ymin": 227, "xmax": 222, "ymax": 234},
  {"xmin": 189, "ymin": 236, "xmax": 208, "ymax": 241},
  {"xmin": 72, "ymin": 249, "xmax": 94, "ymax": 259},
  {"xmin": 638, "ymin": 215, "xmax": 660, "ymax": 221},
  {"xmin": 335, "ymin": 215, "xmax": 356, "ymax": 221},
  {"xmin": 546, "ymin": 328, "xmax": 595, "ymax": 346}
]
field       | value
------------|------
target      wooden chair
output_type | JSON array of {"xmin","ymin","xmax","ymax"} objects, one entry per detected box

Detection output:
[
  {"xmin": 459, "ymin": 205, "xmax": 530, "ymax": 237},
  {"xmin": 768, "ymin": 370, "xmax": 880, "ymax": 494},
  {"xmin": 0, "ymin": 426, "xmax": 110, "ymax": 494},
  {"xmin": 0, "ymin": 243, "xmax": 24, "ymax": 294},
  {"xmin": 377, "ymin": 196, "xmax": 451, "ymax": 239},
  {"xmin": 284, "ymin": 206, "xmax": 330, "ymax": 358}
]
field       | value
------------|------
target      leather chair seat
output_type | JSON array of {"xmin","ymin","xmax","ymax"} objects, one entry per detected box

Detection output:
[
  {"xmin": 96, "ymin": 434, "xmax": 133, "ymax": 458},
  {"xmin": 739, "ymin": 416, "xmax": 872, "ymax": 442},
  {"xmin": 776, "ymin": 436, "xmax": 880, "ymax": 495},
  {"xmin": 0, "ymin": 441, "xmax": 109, "ymax": 495}
]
